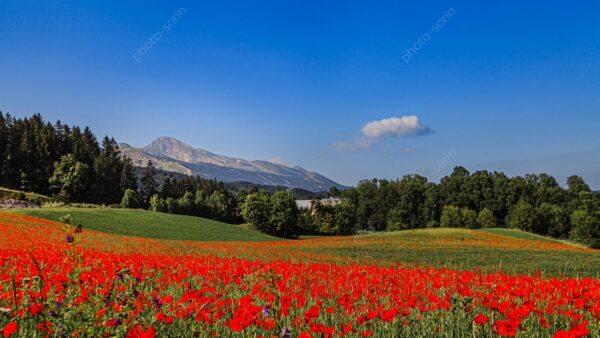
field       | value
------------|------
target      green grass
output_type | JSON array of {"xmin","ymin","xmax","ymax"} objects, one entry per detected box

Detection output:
[
  {"xmin": 0, "ymin": 187, "xmax": 52, "ymax": 203},
  {"xmin": 14, "ymin": 208, "xmax": 279, "ymax": 242},
  {"xmin": 287, "ymin": 228, "xmax": 600, "ymax": 277},
  {"xmin": 480, "ymin": 228, "xmax": 564, "ymax": 242}
]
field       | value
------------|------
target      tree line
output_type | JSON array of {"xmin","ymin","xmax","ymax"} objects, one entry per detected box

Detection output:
[
  {"xmin": 333, "ymin": 167, "xmax": 599, "ymax": 247},
  {"xmin": 0, "ymin": 112, "xmax": 136, "ymax": 204},
  {"xmin": 121, "ymin": 162, "xmax": 242, "ymax": 224},
  {"xmin": 95, "ymin": 163, "xmax": 600, "ymax": 247},
  {"xmin": 126, "ymin": 164, "xmax": 301, "ymax": 237}
]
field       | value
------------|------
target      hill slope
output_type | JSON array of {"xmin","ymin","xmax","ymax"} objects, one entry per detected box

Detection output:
[
  {"xmin": 14, "ymin": 208, "xmax": 278, "ymax": 242},
  {"xmin": 0, "ymin": 187, "xmax": 52, "ymax": 203},
  {"xmin": 3, "ymin": 210, "xmax": 598, "ymax": 276},
  {"xmin": 120, "ymin": 136, "xmax": 346, "ymax": 192}
]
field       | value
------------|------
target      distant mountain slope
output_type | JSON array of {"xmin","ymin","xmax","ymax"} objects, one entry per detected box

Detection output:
[{"xmin": 120, "ymin": 137, "xmax": 346, "ymax": 192}]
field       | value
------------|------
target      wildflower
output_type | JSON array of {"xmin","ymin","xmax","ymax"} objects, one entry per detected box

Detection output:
[
  {"xmin": 303, "ymin": 305, "xmax": 320, "ymax": 322},
  {"xmin": 126, "ymin": 324, "xmax": 156, "ymax": 338},
  {"xmin": 156, "ymin": 310, "xmax": 174, "ymax": 324},
  {"xmin": 381, "ymin": 308, "xmax": 397, "ymax": 321},
  {"xmin": 229, "ymin": 318, "xmax": 249, "ymax": 331},
  {"xmin": 2, "ymin": 321, "xmax": 17, "ymax": 337},
  {"xmin": 29, "ymin": 302, "xmax": 43, "ymax": 316},
  {"xmin": 151, "ymin": 296, "xmax": 163, "ymax": 308},
  {"xmin": 552, "ymin": 330, "xmax": 573, "ymax": 338},
  {"xmin": 37, "ymin": 321, "xmax": 53, "ymax": 335},
  {"xmin": 569, "ymin": 323, "xmax": 589, "ymax": 337},
  {"xmin": 474, "ymin": 313, "xmax": 489, "ymax": 325},
  {"xmin": 262, "ymin": 304, "xmax": 271, "ymax": 317},
  {"xmin": 107, "ymin": 318, "xmax": 122, "ymax": 327}
]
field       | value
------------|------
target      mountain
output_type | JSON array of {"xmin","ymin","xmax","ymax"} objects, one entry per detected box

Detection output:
[{"xmin": 120, "ymin": 137, "xmax": 346, "ymax": 192}]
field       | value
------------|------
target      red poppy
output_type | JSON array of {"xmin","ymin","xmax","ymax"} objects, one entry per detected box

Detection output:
[
  {"xmin": 2, "ymin": 321, "xmax": 17, "ymax": 338},
  {"xmin": 29, "ymin": 303, "xmax": 43, "ymax": 316},
  {"xmin": 474, "ymin": 314, "xmax": 489, "ymax": 325},
  {"xmin": 126, "ymin": 324, "xmax": 156, "ymax": 338},
  {"xmin": 552, "ymin": 330, "xmax": 573, "ymax": 338}
]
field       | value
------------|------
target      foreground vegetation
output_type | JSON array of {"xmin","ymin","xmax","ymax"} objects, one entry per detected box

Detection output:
[
  {"xmin": 12, "ymin": 208, "xmax": 277, "ymax": 242},
  {"xmin": 0, "ymin": 212, "xmax": 598, "ymax": 337},
  {"xmin": 8, "ymin": 208, "xmax": 600, "ymax": 277}
]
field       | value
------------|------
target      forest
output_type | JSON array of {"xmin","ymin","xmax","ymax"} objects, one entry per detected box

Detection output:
[{"xmin": 0, "ymin": 112, "xmax": 136, "ymax": 204}]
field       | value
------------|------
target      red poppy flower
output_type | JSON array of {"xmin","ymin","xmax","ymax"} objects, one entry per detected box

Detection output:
[
  {"xmin": 29, "ymin": 303, "xmax": 43, "ymax": 316},
  {"xmin": 474, "ymin": 314, "xmax": 489, "ymax": 325},
  {"xmin": 2, "ymin": 321, "xmax": 17, "ymax": 338},
  {"xmin": 126, "ymin": 324, "xmax": 156, "ymax": 338}
]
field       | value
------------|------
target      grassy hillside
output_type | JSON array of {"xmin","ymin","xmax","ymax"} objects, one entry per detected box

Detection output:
[
  {"xmin": 14, "ymin": 208, "xmax": 278, "ymax": 242},
  {"xmin": 480, "ymin": 228, "xmax": 583, "ymax": 245},
  {"xmin": 6, "ymin": 208, "xmax": 598, "ymax": 276},
  {"xmin": 278, "ymin": 228, "xmax": 600, "ymax": 277},
  {"xmin": 0, "ymin": 187, "xmax": 52, "ymax": 203}
]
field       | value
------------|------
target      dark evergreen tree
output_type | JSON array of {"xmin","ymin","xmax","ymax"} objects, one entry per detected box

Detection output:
[
  {"xmin": 94, "ymin": 137, "xmax": 124, "ymax": 204},
  {"xmin": 140, "ymin": 160, "xmax": 159, "ymax": 204},
  {"xmin": 120, "ymin": 157, "xmax": 138, "ymax": 192}
]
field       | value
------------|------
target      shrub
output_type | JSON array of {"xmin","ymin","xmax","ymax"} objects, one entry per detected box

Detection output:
[
  {"xmin": 461, "ymin": 208, "xmax": 478, "ymax": 229},
  {"xmin": 177, "ymin": 191, "xmax": 194, "ymax": 214},
  {"xmin": 477, "ymin": 208, "xmax": 497, "ymax": 228},
  {"xmin": 386, "ymin": 208, "xmax": 411, "ymax": 231},
  {"xmin": 15, "ymin": 191, "xmax": 26, "ymax": 200},
  {"xmin": 570, "ymin": 210, "xmax": 600, "ymax": 248},
  {"xmin": 241, "ymin": 192, "xmax": 272, "ymax": 233},
  {"xmin": 506, "ymin": 200, "xmax": 536, "ymax": 231},
  {"xmin": 121, "ymin": 189, "xmax": 141, "ymax": 209},
  {"xmin": 440, "ymin": 206, "xmax": 462, "ymax": 228},
  {"xmin": 59, "ymin": 214, "xmax": 73, "ymax": 225},
  {"xmin": 332, "ymin": 201, "xmax": 356, "ymax": 235},
  {"xmin": 165, "ymin": 197, "xmax": 177, "ymax": 213},
  {"xmin": 42, "ymin": 201, "xmax": 66, "ymax": 208},
  {"xmin": 543, "ymin": 204, "xmax": 570, "ymax": 238},
  {"xmin": 270, "ymin": 191, "xmax": 299, "ymax": 238},
  {"xmin": 26, "ymin": 194, "xmax": 43, "ymax": 205},
  {"xmin": 149, "ymin": 194, "xmax": 166, "ymax": 212},
  {"xmin": 426, "ymin": 220, "xmax": 440, "ymax": 228}
]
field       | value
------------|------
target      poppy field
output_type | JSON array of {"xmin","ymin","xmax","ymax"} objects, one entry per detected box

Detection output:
[{"xmin": 1, "ymin": 212, "xmax": 599, "ymax": 337}]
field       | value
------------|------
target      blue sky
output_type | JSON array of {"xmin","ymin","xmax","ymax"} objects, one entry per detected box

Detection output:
[{"xmin": 1, "ymin": 1, "xmax": 599, "ymax": 188}]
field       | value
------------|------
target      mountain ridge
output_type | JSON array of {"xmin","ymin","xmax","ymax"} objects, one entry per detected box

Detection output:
[{"xmin": 120, "ymin": 137, "xmax": 346, "ymax": 192}]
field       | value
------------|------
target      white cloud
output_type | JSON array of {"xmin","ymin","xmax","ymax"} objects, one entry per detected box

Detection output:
[
  {"xmin": 361, "ymin": 115, "xmax": 431, "ymax": 139},
  {"xmin": 332, "ymin": 115, "xmax": 432, "ymax": 151}
]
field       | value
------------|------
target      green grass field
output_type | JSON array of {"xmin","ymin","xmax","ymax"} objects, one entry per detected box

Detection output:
[
  {"xmin": 313, "ymin": 229, "xmax": 600, "ymax": 277},
  {"xmin": 480, "ymin": 228, "xmax": 575, "ymax": 243},
  {"xmin": 14, "ymin": 208, "xmax": 278, "ymax": 242}
]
